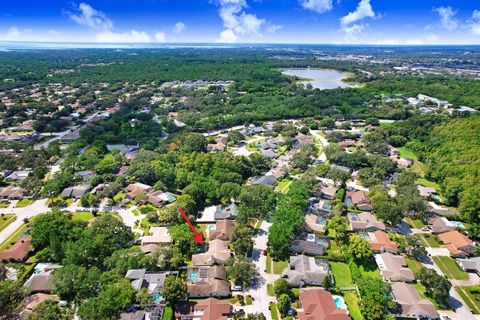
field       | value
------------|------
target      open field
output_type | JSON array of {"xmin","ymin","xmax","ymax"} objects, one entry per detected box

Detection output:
[
  {"xmin": 433, "ymin": 256, "xmax": 468, "ymax": 280},
  {"xmin": 330, "ymin": 262, "xmax": 354, "ymax": 288}
]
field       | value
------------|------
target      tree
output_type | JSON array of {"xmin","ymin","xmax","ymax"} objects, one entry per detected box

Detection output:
[
  {"xmin": 228, "ymin": 131, "xmax": 245, "ymax": 145},
  {"xmin": 0, "ymin": 280, "xmax": 26, "ymax": 318},
  {"xmin": 154, "ymin": 246, "xmax": 186, "ymax": 270},
  {"xmin": 53, "ymin": 265, "xmax": 101, "ymax": 302},
  {"xmin": 169, "ymin": 224, "xmax": 200, "ymax": 259},
  {"xmin": 277, "ymin": 294, "xmax": 291, "ymax": 317},
  {"xmin": 94, "ymin": 154, "xmax": 120, "ymax": 175},
  {"xmin": 231, "ymin": 225, "xmax": 254, "ymax": 257},
  {"xmin": 417, "ymin": 267, "xmax": 451, "ymax": 304},
  {"xmin": 357, "ymin": 277, "xmax": 393, "ymax": 320},
  {"xmin": 238, "ymin": 185, "xmax": 276, "ymax": 224},
  {"xmin": 327, "ymin": 216, "xmax": 349, "ymax": 243},
  {"xmin": 397, "ymin": 235, "xmax": 427, "ymax": 261},
  {"xmin": 28, "ymin": 300, "xmax": 72, "ymax": 320},
  {"xmin": 135, "ymin": 288, "xmax": 153, "ymax": 305},
  {"xmin": 273, "ymin": 279, "xmax": 292, "ymax": 298},
  {"xmin": 182, "ymin": 133, "xmax": 207, "ymax": 153},
  {"xmin": 162, "ymin": 275, "xmax": 187, "ymax": 303},
  {"xmin": 226, "ymin": 256, "xmax": 257, "ymax": 288},
  {"xmin": 77, "ymin": 280, "xmax": 136, "ymax": 320},
  {"xmin": 348, "ymin": 234, "xmax": 373, "ymax": 262}
]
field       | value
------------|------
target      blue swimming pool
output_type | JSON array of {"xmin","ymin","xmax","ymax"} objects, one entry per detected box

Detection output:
[
  {"xmin": 208, "ymin": 225, "xmax": 216, "ymax": 231},
  {"xmin": 332, "ymin": 295, "xmax": 347, "ymax": 309},
  {"xmin": 188, "ymin": 272, "xmax": 198, "ymax": 282}
]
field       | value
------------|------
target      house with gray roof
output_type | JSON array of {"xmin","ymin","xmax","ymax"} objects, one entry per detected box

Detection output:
[
  {"xmin": 457, "ymin": 257, "xmax": 480, "ymax": 275},
  {"xmin": 375, "ymin": 253, "xmax": 415, "ymax": 282},
  {"xmin": 287, "ymin": 255, "xmax": 329, "ymax": 287},
  {"xmin": 391, "ymin": 282, "xmax": 439, "ymax": 319},
  {"xmin": 125, "ymin": 269, "xmax": 178, "ymax": 301}
]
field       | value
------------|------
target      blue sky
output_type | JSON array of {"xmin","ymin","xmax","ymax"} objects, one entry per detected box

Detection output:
[{"xmin": 0, "ymin": 0, "xmax": 479, "ymax": 44}]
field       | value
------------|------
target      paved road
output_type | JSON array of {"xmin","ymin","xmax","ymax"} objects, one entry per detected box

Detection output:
[{"xmin": 240, "ymin": 221, "xmax": 279, "ymax": 319}]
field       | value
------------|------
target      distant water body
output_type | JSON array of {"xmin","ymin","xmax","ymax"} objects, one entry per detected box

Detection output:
[{"xmin": 281, "ymin": 68, "xmax": 354, "ymax": 90}]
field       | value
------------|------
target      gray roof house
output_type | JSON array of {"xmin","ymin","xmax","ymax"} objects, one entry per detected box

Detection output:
[
  {"xmin": 375, "ymin": 253, "xmax": 415, "ymax": 282},
  {"xmin": 457, "ymin": 257, "xmax": 480, "ymax": 275},
  {"xmin": 214, "ymin": 203, "xmax": 238, "ymax": 220},
  {"xmin": 60, "ymin": 185, "xmax": 90, "ymax": 199},
  {"xmin": 125, "ymin": 269, "xmax": 178, "ymax": 298},
  {"xmin": 288, "ymin": 255, "xmax": 329, "ymax": 287},
  {"xmin": 428, "ymin": 217, "xmax": 456, "ymax": 234},
  {"xmin": 251, "ymin": 175, "xmax": 277, "ymax": 188},
  {"xmin": 289, "ymin": 234, "xmax": 329, "ymax": 256},
  {"xmin": 391, "ymin": 282, "xmax": 439, "ymax": 319}
]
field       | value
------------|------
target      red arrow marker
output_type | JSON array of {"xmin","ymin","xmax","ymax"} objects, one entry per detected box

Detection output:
[{"xmin": 179, "ymin": 208, "xmax": 204, "ymax": 245}]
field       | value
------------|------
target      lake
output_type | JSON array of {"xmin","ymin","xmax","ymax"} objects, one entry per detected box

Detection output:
[{"xmin": 281, "ymin": 68, "xmax": 354, "ymax": 90}]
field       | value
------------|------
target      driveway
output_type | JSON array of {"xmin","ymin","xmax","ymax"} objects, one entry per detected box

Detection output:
[{"xmin": 426, "ymin": 247, "xmax": 451, "ymax": 257}]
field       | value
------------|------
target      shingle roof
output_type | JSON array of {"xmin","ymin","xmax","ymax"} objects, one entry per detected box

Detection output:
[
  {"xmin": 288, "ymin": 255, "xmax": 329, "ymax": 287},
  {"xmin": 375, "ymin": 253, "xmax": 415, "ymax": 282},
  {"xmin": 392, "ymin": 282, "xmax": 439, "ymax": 319},
  {"xmin": 298, "ymin": 288, "xmax": 350, "ymax": 320}
]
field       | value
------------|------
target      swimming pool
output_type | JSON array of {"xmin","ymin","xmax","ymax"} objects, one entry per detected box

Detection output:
[
  {"xmin": 316, "ymin": 218, "xmax": 327, "ymax": 226},
  {"xmin": 208, "ymin": 225, "xmax": 216, "ymax": 231},
  {"xmin": 188, "ymin": 272, "xmax": 198, "ymax": 282},
  {"xmin": 332, "ymin": 295, "xmax": 347, "ymax": 310}
]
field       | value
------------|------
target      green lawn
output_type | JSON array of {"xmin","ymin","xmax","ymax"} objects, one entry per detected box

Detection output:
[
  {"xmin": 0, "ymin": 201, "xmax": 10, "ymax": 208},
  {"xmin": 343, "ymin": 291, "xmax": 364, "ymax": 320},
  {"xmin": 270, "ymin": 302, "xmax": 279, "ymax": 320},
  {"xmin": 330, "ymin": 262, "xmax": 354, "ymax": 288},
  {"xmin": 416, "ymin": 233, "xmax": 441, "ymax": 247},
  {"xmin": 397, "ymin": 146, "xmax": 417, "ymax": 160},
  {"xmin": 405, "ymin": 217, "xmax": 424, "ymax": 229},
  {"xmin": 72, "ymin": 211, "xmax": 94, "ymax": 221},
  {"xmin": 456, "ymin": 286, "xmax": 480, "ymax": 314},
  {"xmin": 416, "ymin": 178, "xmax": 441, "ymax": 190},
  {"xmin": 272, "ymin": 259, "xmax": 289, "ymax": 274},
  {"xmin": 433, "ymin": 256, "xmax": 468, "ymax": 280},
  {"xmin": 266, "ymin": 255, "xmax": 272, "ymax": 274},
  {"xmin": 15, "ymin": 199, "xmax": 33, "ymax": 208},
  {"xmin": 0, "ymin": 223, "xmax": 28, "ymax": 251},
  {"xmin": 254, "ymin": 220, "xmax": 262, "ymax": 230},
  {"xmin": 405, "ymin": 258, "xmax": 423, "ymax": 276},
  {"xmin": 267, "ymin": 284, "xmax": 274, "ymax": 296},
  {"xmin": 246, "ymin": 295, "xmax": 253, "ymax": 305},
  {"xmin": 0, "ymin": 214, "xmax": 15, "ymax": 232},
  {"xmin": 163, "ymin": 304, "xmax": 173, "ymax": 320},
  {"xmin": 358, "ymin": 260, "xmax": 381, "ymax": 279},
  {"xmin": 277, "ymin": 178, "xmax": 293, "ymax": 193}
]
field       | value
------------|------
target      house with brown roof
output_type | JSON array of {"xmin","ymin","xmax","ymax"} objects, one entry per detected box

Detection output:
[
  {"xmin": 186, "ymin": 266, "xmax": 231, "ymax": 298},
  {"xmin": 417, "ymin": 185, "xmax": 437, "ymax": 198},
  {"xmin": 0, "ymin": 185, "xmax": 27, "ymax": 200},
  {"xmin": 346, "ymin": 191, "xmax": 373, "ymax": 211},
  {"xmin": 320, "ymin": 186, "xmax": 338, "ymax": 200},
  {"xmin": 375, "ymin": 253, "xmax": 415, "ymax": 282},
  {"xmin": 305, "ymin": 214, "xmax": 327, "ymax": 234},
  {"xmin": 297, "ymin": 288, "xmax": 350, "ymax": 320},
  {"xmin": 126, "ymin": 183, "xmax": 152, "ymax": 199},
  {"xmin": 428, "ymin": 217, "xmax": 456, "ymax": 234},
  {"xmin": 367, "ymin": 231, "xmax": 398, "ymax": 254},
  {"xmin": 391, "ymin": 282, "xmax": 439, "ymax": 319},
  {"xmin": 191, "ymin": 239, "xmax": 233, "ymax": 266},
  {"xmin": 347, "ymin": 212, "xmax": 386, "ymax": 231},
  {"xmin": 438, "ymin": 230, "xmax": 475, "ymax": 258},
  {"xmin": 288, "ymin": 255, "xmax": 329, "ymax": 287},
  {"xmin": 24, "ymin": 263, "xmax": 62, "ymax": 294},
  {"xmin": 0, "ymin": 237, "xmax": 33, "ymax": 262},
  {"xmin": 19, "ymin": 293, "xmax": 58, "ymax": 319},
  {"xmin": 209, "ymin": 220, "xmax": 235, "ymax": 241},
  {"xmin": 175, "ymin": 298, "xmax": 232, "ymax": 320},
  {"xmin": 141, "ymin": 227, "xmax": 172, "ymax": 247}
]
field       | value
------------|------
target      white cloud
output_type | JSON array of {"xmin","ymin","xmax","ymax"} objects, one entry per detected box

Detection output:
[
  {"xmin": 96, "ymin": 30, "xmax": 151, "ymax": 43},
  {"xmin": 341, "ymin": 0, "xmax": 376, "ymax": 27},
  {"xmin": 433, "ymin": 6, "xmax": 458, "ymax": 31},
  {"xmin": 0, "ymin": 27, "xmax": 21, "ymax": 41},
  {"xmin": 267, "ymin": 24, "xmax": 282, "ymax": 33},
  {"xmin": 299, "ymin": 0, "xmax": 333, "ymax": 14},
  {"xmin": 468, "ymin": 10, "xmax": 480, "ymax": 35},
  {"xmin": 172, "ymin": 22, "xmax": 186, "ymax": 33},
  {"xmin": 214, "ymin": 0, "xmax": 266, "ymax": 42},
  {"xmin": 154, "ymin": 32, "xmax": 166, "ymax": 42},
  {"xmin": 69, "ymin": 3, "xmax": 113, "ymax": 30}
]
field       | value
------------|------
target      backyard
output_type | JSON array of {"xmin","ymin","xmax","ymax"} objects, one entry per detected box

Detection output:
[
  {"xmin": 72, "ymin": 211, "xmax": 95, "ymax": 221},
  {"xmin": 343, "ymin": 291, "xmax": 364, "ymax": 320},
  {"xmin": 330, "ymin": 262, "xmax": 354, "ymax": 288}
]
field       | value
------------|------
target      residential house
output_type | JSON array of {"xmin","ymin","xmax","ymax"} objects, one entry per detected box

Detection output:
[
  {"xmin": 207, "ymin": 136, "xmax": 228, "ymax": 152},
  {"xmin": 375, "ymin": 253, "xmax": 415, "ymax": 282},
  {"xmin": 330, "ymin": 164, "xmax": 352, "ymax": 173},
  {"xmin": 175, "ymin": 298, "xmax": 232, "ymax": 320},
  {"xmin": 347, "ymin": 212, "xmax": 386, "ymax": 231},
  {"xmin": 209, "ymin": 220, "xmax": 235, "ymax": 241},
  {"xmin": 192, "ymin": 239, "xmax": 233, "ymax": 266},
  {"xmin": 457, "ymin": 257, "xmax": 480, "ymax": 275},
  {"xmin": 186, "ymin": 266, "xmax": 231, "ymax": 298},
  {"xmin": 417, "ymin": 185, "xmax": 437, "ymax": 198},
  {"xmin": 346, "ymin": 191, "xmax": 373, "ymax": 211},
  {"xmin": 107, "ymin": 144, "xmax": 139, "ymax": 153},
  {"xmin": 438, "ymin": 230, "xmax": 475, "ymax": 257},
  {"xmin": 309, "ymin": 200, "xmax": 332, "ymax": 215},
  {"xmin": 390, "ymin": 155, "xmax": 414, "ymax": 169},
  {"xmin": 297, "ymin": 288, "xmax": 350, "ymax": 320},
  {"xmin": 289, "ymin": 234, "xmax": 329, "ymax": 256},
  {"xmin": 60, "ymin": 185, "xmax": 90, "ymax": 199},
  {"xmin": 19, "ymin": 294, "xmax": 58, "ymax": 319},
  {"xmin": 250, "ymin": 175, "xmax": 277, "ymax": 188},
  {"xmin": 125, "ymin": 269, "xmax": 178, "ymax": 302},
  {"xmin": 5, "ymin": 170, "xmax": 31, "ymax": 182},
  {"xmin": 288, "ymin": 255, "xmax": 329, "ymax": 287},
  {"xmin": 428, "ymin": 217, "xmax": 457, "ymax": 234},
  {"xmin": 295, "ymin": 133, "xmax": 315, "ymax": 148},
  {"xmin": 305, "ymin": 214, "xmax": 327, "ymax": 234},
  {"xmin": 76, "ymin": 170, "xmax": 95, "ymax": 182},
  {"xmin": 146, "ymin": 190, "xmax": 176, "ymax": 207},
  {"xmin": 0, "ymin": 237, "xmax": 33, "ymax": 262},
  {"xmin": 320, "ymin": 186, "xmax": 338, "ymax": 200},
  {"xmin": 367, "ymin": 231, "xmax": 398, "ymax": 254},
  {"xmin": 119, "ymin": 311, "xmax": 146, "ymax": 320},
  {"xmin": 197, "ymin": 203, "xmax": 238, "ymax": 223},
  {"xmin": 24, "ymin": 263, "xmax": 61, "ymax": 294},
  {"xmin": 391, "ymin": 282, "xmax": 439, "ymax": 319},
  {"xmin": 0, "ymin": 186, "xmax": 27, "ymax": 200},
  {"xmin": 126, "ymin": 183, "xmax": 152, "ymax": 199},
  {"xmin": 141, "ymin": 227, "xmax": 172, "ymax": 247}
]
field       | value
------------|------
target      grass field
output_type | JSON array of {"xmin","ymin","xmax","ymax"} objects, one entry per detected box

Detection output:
[
  {"xmin": 433, "ymin": 256, "xmax": 468, "ymax": 280},
  {"xmin": 416, "ymin": 178, "xmax": 441, "ymax": 190},
  {"xmin": 456, "ymin": 286, "xmax": 480, "ymax": 314},
  {"xmin": 266, "ymin": 255, "xmax": 272, "ymax": 273},
  {"xmin": 72, "ymin": 211, "xmax": 94, "ymax": 221},
  {"xmin": 358, "ymin": 260, "xmax": 381, "ymax": 279},
  {"xmin": 270, "ymin": 302, "xmax": 279, "ymax": 320},
  {"xmin": 416, "ymin": 233, "xmax": 441, "ymax": 247},
  {"xmin": 343, "ymin": 291, "xmax": 364, "ymax": 320},
  {"xmin": 405, "ymin": 258, "xmax": 423, "ymax": 276},
  {"xmin": 0, "ymin": 214, "xmax": 15, "ymax": 232},
  {"xmin": 0, "ymin": 201, "xmax": 10, "ymax": 208},
  {"xmin": 272, "ymin": 259, "xmax": 288, "ymax": 274},
  {"xmin": 246, "ymin": 295, "xmax": 253, "ymax": 305},
  {"xmin": 267, "ymin": 284, "xmax": 274, "ymax": 296},
  {"xmin": 15, "ymin": 199, "xmax": 34, "ymax": 208},
  {"xmin": 405, "ymin": 217, "xmax": 424, "ymax": 229},
  {"xmin": 397, "ymin": 146, "xmax": 417, "ymax": 160},
  {"xmin": 330, "ymin": 262, "xmax": 354, "ymax": 288},
  {"xmin": 277, "ymin": 178, "xmax": 293, "ymax": 193},
  {"xmin": 0, "ymin": 223, "xmax": 28, "ymax": 251}
]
